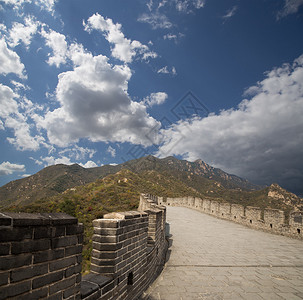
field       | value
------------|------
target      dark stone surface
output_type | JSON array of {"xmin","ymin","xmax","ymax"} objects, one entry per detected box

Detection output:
[
  {"xmin": 0, "ymin": 213, "xmax": 12, "ymax": 226},
  {"xmin": 32, "ymin": 270, "xmax": 63, "ymax": 289},
  {"xmin": 10, "ymin": 263, "xmax": 48, "ymax": 283},
  {"xmin": 80, "ymin": 280, "xmax": 99, "ymax": 298},
  {"xmin": 0, "ymin": 253, "xmax": 32, "ymax": 271}
]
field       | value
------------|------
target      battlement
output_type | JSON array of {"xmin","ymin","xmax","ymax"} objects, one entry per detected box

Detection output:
[
  {"xmin": 0, "ymin": 212, "xmax": 83, "ymax": 299},
  {"xmin": 161, "ymin": 197, "xmax": 302, "ymax": 240},
  {"xmin": 0, "ymin": 194, "xmax": 168, "ymax": 300}
]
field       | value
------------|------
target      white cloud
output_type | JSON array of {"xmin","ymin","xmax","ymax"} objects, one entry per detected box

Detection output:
[
  {"xmin": 107, "ymin": 145, "xmax": 116, "ymax": 158},
  {"xmin": 0, "ymin": 0, "xmax": 57, "ymax": 13},
  {"xmin": 143, "ymin": 92, "xmax": 168, "ymax": 107},
  {"xmin": 8, "ymin": 16, "xmax": 39, "ymax": 48},
  {"xmin": 0, "ymin": 83, "xmax": 44, "ymax": 151},
  {"xmin": 80, "ymin": 160, "xmax": 98, "ymax": 168},
  {"xmin": 37, "ymin": 43, "xmax": 160, "ymax": 147},
  {"xmin": 0, "ymin": 38, "xmax": 26, "ymax": 78},
  {"xmin": 138, "ymin": 12, "xmax": 173, "ymax": 29},
  {"xmin": 175, "ymin": 0, "xmax": 206, "ymax": 12},
  {"xmin": 277, "ymin": 0, "xmax": 303, "ymax": 19},
  {"xmin": 222, "ymin": 5, "xmax": 238, "ymax": 21},
  {"xmin": 0, "ymin": 161, "xmax": 25, "ymax": 175},
  {"xmin": 157, "ymin": 66, "xmax": 177, "ymax": 75},
  {"xmin": 157, "ymin": 54, "xmax": 303, "ymax": 192},
  {"xmin": 59, "ymin": 145, "xmax": 96, "ymax": 161},
  {"xmin": 84, "ymin": 13, "xmax": 157, "ymax": 63},
  {"xmin": 41, "ymin": 28, "xmax": 68, "ymax": 67}
]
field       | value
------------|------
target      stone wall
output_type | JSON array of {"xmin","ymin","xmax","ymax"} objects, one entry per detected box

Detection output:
[
  {"xmin": 81, "ymin": 194, "xmax": 168, "ymax": 300},
  {"xmin": 0, "ymin": 195, "xmax": 168, "ymax": 300},
  {"xmin": 164, "ymin": 196, "xmax": 303, "ymax": 240},
  {"xmin": 0, "ymin": 212, "xmax": 83, "ymax": 300}
]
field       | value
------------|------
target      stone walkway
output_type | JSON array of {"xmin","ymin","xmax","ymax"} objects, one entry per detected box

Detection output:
[{"xmin": 143, "ymin": 206, "xmax": 303, "ymax": 300}]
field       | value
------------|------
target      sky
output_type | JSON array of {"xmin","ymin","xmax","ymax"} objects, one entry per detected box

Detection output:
[{"xmin": 0, "ymin": 0, "xmax": 303, "ymax": 196}]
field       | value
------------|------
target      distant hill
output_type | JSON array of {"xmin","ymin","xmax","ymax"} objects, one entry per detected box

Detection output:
[
  {"xmin": 1, "ymin": 155, "xmax": 302, "ymax": 212},
  {"xmin": 0, "ymin": 155, "xmax": 258, "ymax": 208}
]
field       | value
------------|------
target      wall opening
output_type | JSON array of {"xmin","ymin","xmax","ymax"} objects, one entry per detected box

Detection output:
[
  {"xmin": 297, "ymin": 228, "xmax": 301, "ymax": 234},
  {"xmin": 250, "ymin": 220, "xmax": 252, "ymax": 224},
  {"xmin": 270, "ymin": 224, "xmax": 273, "ymax": 228},
  {"xmin": 127, "ymin": 272, "xmax": 133, "ymax": 285},
  {"xmin": 212, "ymin": 210, "xmax": 214, "ymax": 213},
  {"xmin": 222, "ymin": 213, "xmax": 224, "ymax": 216},
  {"xmin": 234, "ymin": 216, "xmax": 236, "ymax": 219}
]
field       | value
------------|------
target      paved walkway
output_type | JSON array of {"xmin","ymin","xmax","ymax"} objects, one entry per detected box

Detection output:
[{"xmin": 143, "ymin": 207, "xmax": 303, "ymax": 300}]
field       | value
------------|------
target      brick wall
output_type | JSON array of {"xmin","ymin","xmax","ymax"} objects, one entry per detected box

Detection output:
[
  {"xmin": 0, "ymin": 212, "xmax": 83, "ymax": 300},
  {"xmin": 81, "ymin": 195, "xmax": 168, "ymax": 300}
]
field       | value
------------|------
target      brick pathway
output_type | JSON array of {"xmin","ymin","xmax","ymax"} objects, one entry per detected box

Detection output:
[{"xmin": 142, "ymin": 206, "xmax": 303, "ymax": 300}]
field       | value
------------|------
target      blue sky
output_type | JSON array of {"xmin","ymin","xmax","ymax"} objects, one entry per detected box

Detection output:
[{"xmin": 0, "ymin": 0, "xmax": 303, "ymax": 195}]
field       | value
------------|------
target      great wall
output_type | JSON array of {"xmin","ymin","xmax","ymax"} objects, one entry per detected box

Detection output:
[{"xmin": 0, "ymin": 194, "xmax": 302, "ymax": 299}]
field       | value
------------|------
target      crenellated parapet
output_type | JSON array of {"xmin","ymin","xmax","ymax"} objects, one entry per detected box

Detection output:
[
  {"xmin": 164, "ymin": 196, "xmax": 303, "ymax": 240},
  {"xmin": 0, "ymin": 212, "xmax": 83, "ymax": 299},
  {"xmin": 81, "ymin": 194, "xmax": 168, "ymax": 300},
  {"xmin": 0, "ymin": 194, "xmax": 169, "ymax": 300}
]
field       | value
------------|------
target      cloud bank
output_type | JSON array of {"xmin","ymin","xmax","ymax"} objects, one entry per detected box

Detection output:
[{"xmin": 158, "ymin": 54, "xmax": 303, "ymax": 193}]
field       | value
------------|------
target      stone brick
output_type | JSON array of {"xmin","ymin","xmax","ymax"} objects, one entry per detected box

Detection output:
[
  {"xmin": 52, "ymin": 225, "xmax": 66, "ymax": 237},
  {"xmin": 49, "ymin": 276, "xmax": 76, "ymax": 295},
  {"xmin": 17, "ymin": 287, "xmax": 48, "ymax": 300},
  {"xmin": 47, "ymin": 291, "xmax": 63, "ymax": 300},
  {"xmin": 0, "ymin": 244, "xmax": 10, "ymax": 256},
  {"xmin": 90, "ymin": 264, "xmax": 115, "ymax": 274},
  {"xmin": 66, "ymin": 224, "xmax": 84, "ymax": 235},
  {"xmin": 81, "ymin": 280, "xmax": 99, "ymax": 298},
  {"xmin": 91, "ymin": 249, "xmax": 118, "ymax": 260},
  {"xmin": 0, "ymin": 227, "xmax": 33, "ymax": 242},
  {"xmin": 93, "ymin": 219, "xmax": 119, "ymax": 228},
  {"xmin": 65, "ymin": 245, "xmax": 83, "ymax": 257},
  {"xmin": 0, "ymin": 253, "xmax": 32, "ymax": 271},
  {"xmin": 33, "ymin": 226, "xmax": 53, "ymax": 239},
  {"xmin": 3, "ymin": 212, "xmax": 50, "ymax": 226},
  {"xmin": 52, "ymin": 235, "xmax": 78, "ymax": 248},
  {"xmin": 11, "ymin": 239, "xmax": 51, "ymax": 254},
  {"xmin": 49, "ymin": 256, "xmax": 76, "ymax": 272},
  {"xmin": 0, "ymin": 272, "xmax": 9, "ymax": 286},
  {"xmin": 32, "ymin": 270, "xmax": 63, "ymax": 289},
  {"xmin": 11, "ymin": 263, "xmax": 48, "ymax": 282},
  {"xmin": 33, "ymin": 248, "xmax": 64, "ymax": 264},
  {"xmin": 92, "ymin": 241, "xmax": 123, "ymax": 251},
  {"xmin": 92, "ymin": 234, "xmax": 118, "ymax": 243},
  {"xmin": 64, "ymin": 284, "xmax": 79, "ymax": 299},
  {"xmin": 0, "ymin": 213, "xmax": 12, "ymax": 226},
  {"xmin": 0, "ymin": 279, "xmax": 31, "ymax": 298}
]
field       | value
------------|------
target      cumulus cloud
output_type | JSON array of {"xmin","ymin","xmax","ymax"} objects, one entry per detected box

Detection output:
[
  {"xmin": 0, "ymin": 83, "xmax": 43, "ymax": 151},
  {"xmin": 8, "ymin": 16, "xmax": 40, "ymax": 48},
  {"xmin": 107, "ymin": 146, "xmax": 116, "ymax": 158},
  {"xmin": 277, "ymin": 0, "xmax": 303, "ymax": 19},
  {"xmin": 157, "ymin": 54, "xmax": 303, "ymax": 193},
  {"xmin": 41, "ymin": 28, "xmax": 68, "ymax": 67},
  {"xmin": 143, "ymin": 92, "xmax": 168, "ymax": 107},
  {"xmin": 80, "ymin": 161, "xmax": 98, "ymax": 168},
  {"xmin": 0, "ymin": 38, "xmax": 26, "ymax": 78},
  {"xmin": 0, "ymin": 161, "xmax": 25, "ymax": 175},
  {"xmin": 37, "ymin": 43, "xmax": 160, "ymax": 147},
  {"xmin": 84, "ymin": 13, "xmax": 157, "ymax": 63},
  {"xmin": 138, "ymin": 13, "xmax": 173, "ymax": 29},
  {"xmin": 0, "ymin": 0, "xmax": 57, "ymax": 13}
]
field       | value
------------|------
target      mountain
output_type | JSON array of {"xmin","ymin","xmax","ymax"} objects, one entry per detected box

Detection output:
[
  {"xmin": 0, "ymin": 155, "xmax": 259, "ymax": 208},
  {"xmin": 1, "ymin": 155, "xmax": 302, "ymax": 213}
]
